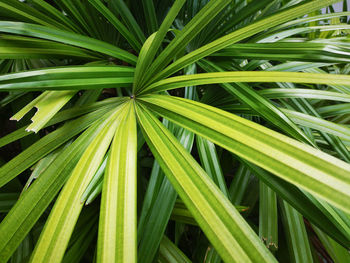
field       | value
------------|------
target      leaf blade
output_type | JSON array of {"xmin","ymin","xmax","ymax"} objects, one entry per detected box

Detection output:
[
  {"xmin": 138, "ymin": 94, "xmax": 350, "ymax": 213},
  {"xmin": 135, "ymin": 102, "xmax": 276, "ymax": 263},
  {"xmin": 29, "ymin": 103, "xmax": 129, "ymax": 263},
  {"xmin": 97, "ymin": 101, "xmax": 137, "ymax": 263}
]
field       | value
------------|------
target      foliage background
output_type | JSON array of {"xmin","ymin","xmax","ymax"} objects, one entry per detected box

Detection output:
[{"xmin": 1, "ymin": 0, "xmax": 350, "ymax": 262}]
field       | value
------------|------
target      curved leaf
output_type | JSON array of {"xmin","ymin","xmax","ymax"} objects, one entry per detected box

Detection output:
[
  {"xmin": 0, "ymin": 119, "xmax": 105, "ymax": 263},
  {"xmin": 87, "ymin": 0, "xmax": 142, "ymax": 52},
  {"xmin": 138, "ymin": 94, "xmax": 350, "ymax": 213},
  {"xmin": 0, "ymin": 21, "xmax": 137, "ymax": 64},
  {"xmin": 140, "ymin": 71, "xmax": 350, "ymax": 95},
  {"xmin": 0, "ymin": 104, "xmax": 117, "ymax": 187},
  {"xmin": 135, "ymin": 102, "xmax": 276, "ymax": 263},
  {"xmin": 0, "ymin": 34, "xmax": 99, "ymax": 59},
  {"xmin": 213, "ymin": 42, "xmax": 350, "ymax": 63},
  {"xmin": 29, "ymin": 103, "xmax": 129, "ymax": 263},
  {"xmin": 97, "ymin": 101, "xmax": 137, "ymax": 263},
  {"xmin": 144, "ymin": 0, "xmax": 340, "ymax": 85},
  {"xmin": 0, "ymin": 65, "xmax": 134, "ymax": 91}
]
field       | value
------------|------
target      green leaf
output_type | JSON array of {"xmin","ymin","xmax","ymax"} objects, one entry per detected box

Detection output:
[
  {"xmin": 318, "ymin": 103, "xmax": 350, "ymax": 118},
  {"xmin": 135, "ymin": 102, "xmax": 276, "ymax": 263},
  {"xmin": 170, "ymin": 198, "xmax": 248, "ymax": 226},
  {"xmin": 85, "ymin": 180, "xmax": 103, "ymax": 205},
  {"xmin": 145, "ymin": 0, "xmax": 340, "ymax": 84},
  {"xmin": 255, "ymin": 25, "xmax": 350, "ymax": 43},
  {"xmin": 0, "ymin": 118, "xmax": 105, "ymax": 263},
  {"xmin": 0, "ymin": 21, "xmax": 137, "ymax": 64},
  {"xmin": 259, "ymin": 182, "xmax": 278, "ymax": 251},
  {"xmin": 133, "ymin": 0, "xmax": 186, "ymax": 92},
  {"xmin": 304, "ymin": 67, "xmax": 350, "ymax": 94},
  {"xmin": 207, "ymin": 0, "xmax": 275, "ymax": 41},
  {"xmin": 170, "ymin": 199, "xmax": 198, "ymax": 226},
  {"xmin": 0, "ymin": 65, "xmax": 134, "ymax": 92},
  {"xmin": 27, "ymin": 0, "xmax": 83, "ymax": 33},
  {"xmin": 23, "ymin": 144, "xmax": 69, "ymax": 191},
  {"xmin": 313, "ymin": 226, "xmax": 350, "ymax": 263},
  {"xmin": 87, "ymin": 0, "xmax": 142, "ymax": 52},
  {"xmin": 198, "ymin": 60, "xmax": 313, "ymax": 145},
  {"xmin": 259, "ymin": 88, "xmax": 350, "ymax": 102},
  {"xmin": 0, "ymin": 34, "xmax": 99, "ymax": 59},
  {"xmin": 137, "ymin": 80, "xmax": 196, "ymax": 263},
  {"xmin": 140, "ymin": 70, "xmax": 350, "ymax": 95},
  {"xmin": 0, "ymin": 97, "xmax": 125, "ymax": 149},
  {"xmin": 0, "ymin": 90, "xmax": 25, "ymax": 107},
  {"xmin": 212, "ymin": 42, "xmax": 350, "ymax": 63},
  {"xmin": 11, "ymin": 90, "xmax": 76, "ymax": 133},
  {"xmin": 303, "ymin": 193, "xmax": 350, "ymax": 244},
  {"xmin": 9, "ymin": 233, "xmax": 32, "ymax": 263},
  {"xmin": 62, "ymin": 213, "xmax": 97, "ymax": 263},
  {"xmin": 137, "ymin": 120, "xmax": 194, "ymax": 263},
  {"xmin": 97, "ymin": 101, "xmax": 137, "ymax": 263},
  {"xmin": 54, "ymin": 0, "xmax": 97, "ymax": 37},
  {"xmin": 281, "ymin": 108, "xmax": 350, "ymax": 142},
  {"xmin": 142, "ymin": 0, "xmax": 158, "ymax": 35},
  {"xmin": 29, "ymin": 102, "xmax": 129, "ymax": 263},
  {"xmin": 196, "ymin": 136, "xmax": 229, "ymax": 197},
  {"xmin": 0, "ymin": 0, "xmax": 73, "ymax": 31},
  {"xmin": 280, "ymin": 200, "xmax": 313, "ymax": 263},
  {"xmin": 141, "ymin": 0, "xmax": 231, "ymax": 89},
  {"xmin": 158, "ymin": 236, "xmax": 192, "ymax": 263},
  {"xmin": 138, "ymin": 168, "xmax": 177, "ymax": 263},
  {"xmin": 274, "ymin": 11, "xmax": 350, "ymax": 31},
  {"xmin": 138, "ymin": 94, "xmax": 350, "ymax": 213},
  {"xmin": 0, "ymin": 105, "xmax": 116, "ymax": 187},
  {"xmin": 229, "ymin": 163, "xmax": 252, "ymax": 205},
  {"xmin": 0, "ymin": 193, "xmax": 19, "ymax": 213},
  {"xmin": 243, "ymin": 160, "xmax": 350, "ymax": 249},
  {"xmin": 109, "ymin": 0, "xmax": 145, "ymax": 44},
  {"xmin": 81, "ymin": 155, "xmax": 107, "ymax": 204}
]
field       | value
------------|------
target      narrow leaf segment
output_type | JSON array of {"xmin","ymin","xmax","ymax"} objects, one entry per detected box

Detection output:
[
  {"xmin": 135, "ymin": 102, "xmax": 276, "ymax": 263},
  {"xmin": 97, "ymin": 101, "xmax": 137, "ymax": 263},
  {"xmin": 138, "ymin": 95, "xmax": 350, "ymax": 213}
]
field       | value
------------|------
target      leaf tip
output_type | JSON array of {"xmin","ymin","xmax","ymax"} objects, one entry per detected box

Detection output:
[
  {"xmin": 25, "ymin": 127, "xmax": 38, "ymax": 133},
  {"xmin": 9, "ymin": 116, "xmax": 20, "ymax": 121}
]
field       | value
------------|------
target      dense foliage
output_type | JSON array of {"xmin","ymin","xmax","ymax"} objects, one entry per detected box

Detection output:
[{"xmin": 0, "ymin": 0, "xmax": 350, "ymax": 262}]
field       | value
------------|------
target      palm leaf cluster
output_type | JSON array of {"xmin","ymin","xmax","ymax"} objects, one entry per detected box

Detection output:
[{"xmin": 0, "ymin": 0, "xmax": 350, "ymax": 262}]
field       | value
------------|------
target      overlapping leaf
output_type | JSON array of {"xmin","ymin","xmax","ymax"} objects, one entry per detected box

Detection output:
[{"xmin": 138, "ymin": 94, "xmax": 350, "ymax": 213}]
